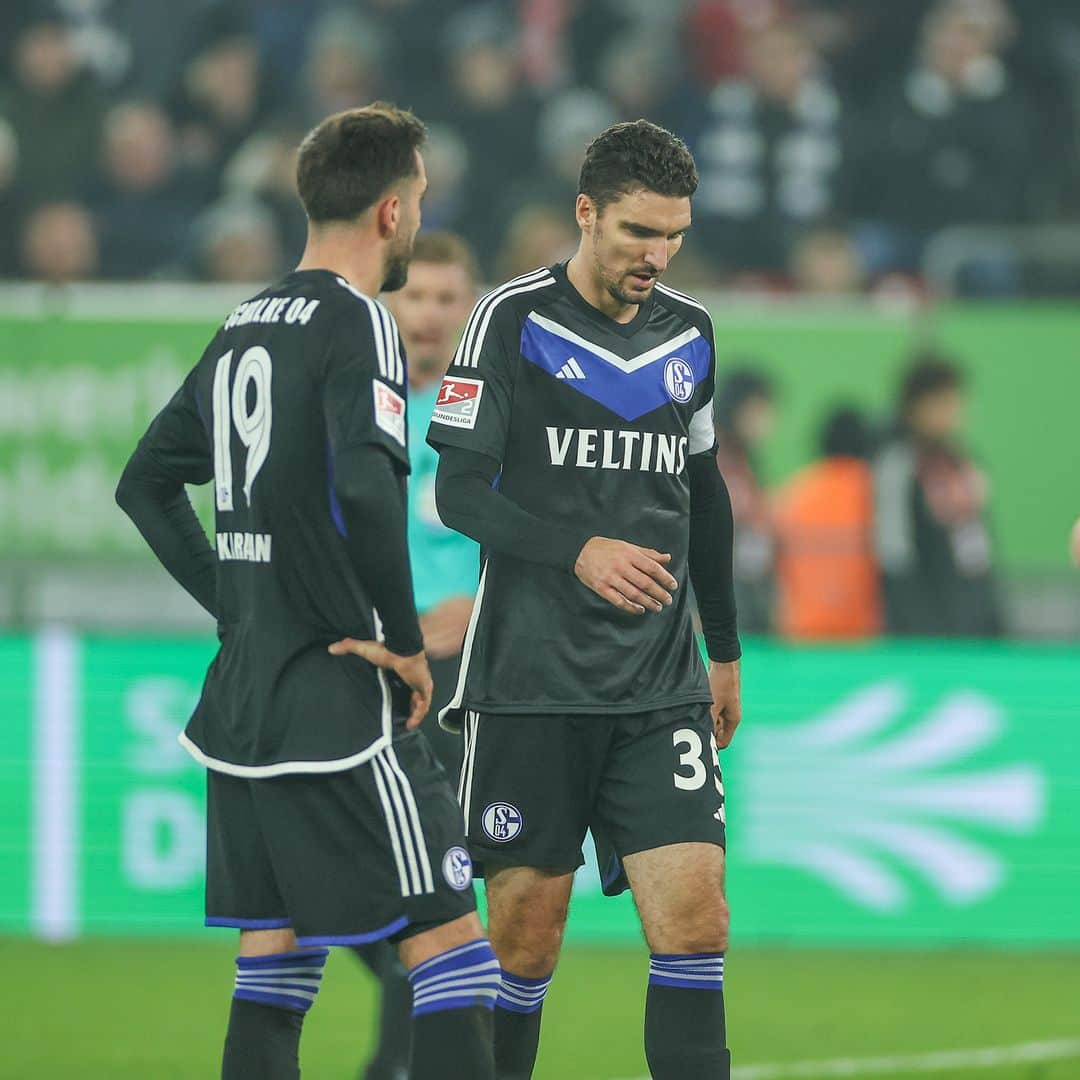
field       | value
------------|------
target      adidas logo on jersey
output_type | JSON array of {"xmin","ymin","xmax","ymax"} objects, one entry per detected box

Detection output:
[
  {"xmin": 555, "ymin": 357, "xmax": 586, "ymax": 380},
  {"xmin": 545, "ymin": 427, "xmax": 688, "ymax": 474}
]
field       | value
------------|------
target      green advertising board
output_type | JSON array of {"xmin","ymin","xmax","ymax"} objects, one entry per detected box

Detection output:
[
  {"xmin": 1, "ymin": 297, "xmax": 1077, "ymax": 569},
  {"xmin": 4, "ymin": 634, "xmax": 1078, "ymax": 945}
]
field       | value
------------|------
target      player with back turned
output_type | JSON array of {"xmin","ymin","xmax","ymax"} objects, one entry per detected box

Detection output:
[
  {"xmin": 115, "ymin": 105, "xmax": 499, "ymax": 1080},
  {"xmin": 429, "ymin": 120, "xmax": 742, "ymax": 1079}
]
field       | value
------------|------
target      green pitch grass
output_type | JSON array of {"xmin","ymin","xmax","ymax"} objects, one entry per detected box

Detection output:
[{"xmin": 5, "ymin": 939, "xmax": 1079, "ymax": 1079}]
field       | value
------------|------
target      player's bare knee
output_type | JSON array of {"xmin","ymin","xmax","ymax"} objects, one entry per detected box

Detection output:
[
  {"xmin": 490, "ymin": 897, "xmax": 568, "ymax": 975},
  {"xmin": 399, "ymin": 911, "xmax": 485, "ymax": 970}
]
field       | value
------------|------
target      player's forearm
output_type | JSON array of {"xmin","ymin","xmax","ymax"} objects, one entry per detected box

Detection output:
[
  {"xmin": 116, "ymin": 449, "xmax": 218, "ymax": 617},
  {"xmin": 688, "ymin": 452, "xmax": 741, "ymax": 662},
  {"xmin": 332, "ymin": 444, "xmax": 423, "ymax": 656},
  {"xmin": 435, "ymin": 447, "xmax": 591, "ymax": 571}
]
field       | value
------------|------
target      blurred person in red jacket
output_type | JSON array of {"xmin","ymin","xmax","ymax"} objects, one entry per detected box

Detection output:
[
  {"xmin": 774, "ymin": 406, "xmax": 881, "ymax": 639},
  {"xmin": 715, "ymin": 368, "xmax": 777, "ymax": 633}
]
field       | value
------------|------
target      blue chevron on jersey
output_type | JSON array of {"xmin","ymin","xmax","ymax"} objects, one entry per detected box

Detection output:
[{"xmin": 519, "ymin": 312, "xmax": 711, "ymax": 422}]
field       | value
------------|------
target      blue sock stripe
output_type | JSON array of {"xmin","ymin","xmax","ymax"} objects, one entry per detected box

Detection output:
[
  {"xmin": 408, "ymin": 940, "xmax": 501, "ymax": 1018},
  {"xmin": 496, "ymin": 970, "xmax": 553, "ymax": 1014},
  {"xmin": 407, "ymin": 940, "xmax": 493, "ymax": 982},
  {"xmin": 234, "ymin": 949, "xmax": 328, "ymax": 1015},
  {"xmin": 648, "ymin": 952, "xmax": 725, "ymax": 991},
  {"xmin": 501, "ymin": 971, "xmax": 553, "ymax": 989},
  {"xmin": 235, "ymin": 988, "xmax": 318, "ymax": 1011},
  {"xmin": 236, "ymin": 948, "xmax": 329, "ymax": 970},
  {"xmin": 648, "ymin": 959, "xmax": 725, "ymax": 967}
]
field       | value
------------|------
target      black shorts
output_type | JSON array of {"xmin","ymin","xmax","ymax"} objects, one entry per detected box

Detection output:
[
  {"xmin": 457, "ymin": 705, "xmax": 725, "ymax": 896},
  {"xmin": 205, "ymin": 729, "xmax": 476, "ymax": 946}
]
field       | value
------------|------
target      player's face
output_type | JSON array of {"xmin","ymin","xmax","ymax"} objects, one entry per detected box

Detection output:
[
  {"xmin": 381, "ymin": 151, "xmax": 428, "ymax": 293},
  {"xmin": 386, "ymin": 260, "xmax": 474, "ymax": 377},
  {"xmin": 583, "ymin": 189, "xmax": 691, "ymax": 308}
]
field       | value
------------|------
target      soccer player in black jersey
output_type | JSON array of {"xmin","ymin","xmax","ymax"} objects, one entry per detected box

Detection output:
[
  {"xmin": 116, "ymin": 105, "xmax": 498, "ymax": 1080},
  {"xmin": 428, "ymin": 120, "xmax": 741, "ymax": 1079}
]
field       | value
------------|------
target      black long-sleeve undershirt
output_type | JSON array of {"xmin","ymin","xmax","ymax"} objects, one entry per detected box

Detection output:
[
  {"xmin": 435, "ymin": 447, "xmax": 594, "ymax": 571},
  {"xmin": 435, "ymin": 445, "xmax": 740, "ymax": 662},
  {"xmin": 115, "ymin": 447, "xmax": 218, "ymax": 617},
  {"xmin": 116, "ymin": 442, "xmax": 424, "ymax": 657},
  {"xmin": 330, "ymin": 443, "xmax": 423, "ymax": 657},
  {"xmin": 687, "ymin": 451, "xmax": 741, "ymax": 663}
]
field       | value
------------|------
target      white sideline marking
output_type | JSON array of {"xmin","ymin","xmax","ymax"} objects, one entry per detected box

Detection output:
[{"xmin": 619, "ymin": 1037, "xmax": 1080, "ymax": 1079}]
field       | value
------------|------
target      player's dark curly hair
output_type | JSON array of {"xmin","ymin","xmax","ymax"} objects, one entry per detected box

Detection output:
[
  {"xmin": 578, "ymin": 120, "xmax": 698, "ymax": 214},
  {"xmin": 297, "ymin": 102, "xmax": 426, "ymax": 224}
]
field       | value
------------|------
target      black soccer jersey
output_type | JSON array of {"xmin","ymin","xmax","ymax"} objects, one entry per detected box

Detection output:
[
  {"xmin": 427, "ymin": 263, "xmax": 718, "ymax": 719},
  {"xmin": 135, "ymin": 270, "xmax": 414, "ymax": 775}
]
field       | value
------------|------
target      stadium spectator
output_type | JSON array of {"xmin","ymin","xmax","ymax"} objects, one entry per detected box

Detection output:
[
  {"xmin": 773, "ymin": 406, "xmax": 881, "ymax": 639},
  {"xmin": 715, "ymin": 369, "xmax": 778, "ymax": 633},
  {"xmin": 90, "ymin": 101, "xmax": 196, "ymax": 279},
  {"xmin": 497, "ymin": 87, "xmax": 617, "ymax": 236},
  {"xmin": 437, "ymin": 4, "xmax": 540, "ymax": 271},
  {"xmin": 191, "ymin": 197, "xmax": 283, "ymax": 283},
  {"xmin": 684, "ymin": 0, "xmax": 796, "ymax": 85},
  {"xmin": 788, "ymin": 226, "xmax": 865, "ymax": 294},
  {"xmin": 688, "ymin": 20, "xmax": 845, "ymax": 277},
  {"xmin": 19, "ymin": 201, "xmax": 99, "ymax": 283},
  {"xmin": 223, "ymin": 121, "xmax": 309, "ymax": 267},
  {"xmin": 848, "ymin": 0, "xmax": 1031, "ymax": 283},
  {"xmin": 873, "ymin": 355, "xmax": 1002, "ymax": 636},
  {"xmin": 0, "ymin": 14, "xmax": 107, "ymax": 203},
  {"xmin": 494, "ymin": 204, "xmax": 578, "ymax": 281},
  {"xmin": 291, "ymin": 9, "xmax": 385, "ymax": 132},
  {"xmin": 168, "ymin": 24, "xmax": 266, "ymax": 194},
  {"xmin": 596, "ymin": 26, "xmax": 693, "ymax": 130}
]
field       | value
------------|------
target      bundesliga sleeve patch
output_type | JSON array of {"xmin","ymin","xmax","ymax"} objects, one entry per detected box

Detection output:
[
  {"xmin": 373, "ymin": 380, "xmax": 406, "ymax": 445},
  {"xmin": 431, "ymin": 376, "xmax": 484, "ymax": 430}
]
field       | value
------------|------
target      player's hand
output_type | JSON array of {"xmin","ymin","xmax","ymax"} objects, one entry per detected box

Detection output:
[
  {"xmin": 574, "ymin": 537, "xmax": 678, "ymax": 615},
  {"xmin": 1070, "ymin": 517, "xmax": 1080, "ymax": 567},
  {"xmin": 709, "ymin": 659, "xmax": 741, "ymax": 749},
  {"xmin": 419, "ymin": 595, "xmax": 474, "ymax": 660},
  {"xmin": 327, "ymin": 639, "xmax": 433, "ymax": 729}
]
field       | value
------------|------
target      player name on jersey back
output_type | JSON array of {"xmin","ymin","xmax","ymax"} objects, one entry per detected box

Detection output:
[{"xmin": 216, "ymin": 531, "xmax": 272, "ymax": 563}]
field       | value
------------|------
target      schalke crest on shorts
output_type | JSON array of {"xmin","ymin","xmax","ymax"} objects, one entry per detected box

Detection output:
[{"xmin": 482, "ymin": 802, "xmax": 523, "ymax": 842}]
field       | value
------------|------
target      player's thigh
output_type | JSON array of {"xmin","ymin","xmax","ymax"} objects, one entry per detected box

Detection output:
[
  {"xmin": 593, "ymin": 706, "xmax": 727, "ymax": 941},
  {"xmin": 205, "ymin": 768, "xmax": 290, "ymax": 930},
  {"xmin": 459, "ymin": 712, "xmax": 595, "ymax": 880},
  {"xmin": 253, "ymin": 731, "xmax": 477, "ymax": 946},
  {"xmin": 623, "ymin": 843, "xmax": 728, "ymax": 955}
]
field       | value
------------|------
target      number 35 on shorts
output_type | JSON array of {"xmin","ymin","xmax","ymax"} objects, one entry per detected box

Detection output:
[{"xmin": 672, "ymin": 727, "xmax": 725, "ymax": 822}]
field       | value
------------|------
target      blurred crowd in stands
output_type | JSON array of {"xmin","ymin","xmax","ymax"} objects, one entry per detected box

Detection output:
[
  {"xmin": 2, "ymin": 0, "xmax": 1079, "ymax": 295},
  {"xmin": 716, "ymin": 353, "xmax": 1002, "ymax": 639}
]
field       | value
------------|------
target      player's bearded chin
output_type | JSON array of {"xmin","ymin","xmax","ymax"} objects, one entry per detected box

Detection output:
[{"xmin": 381, "ymin": 233, "xmax": 413, "ymax": 293}]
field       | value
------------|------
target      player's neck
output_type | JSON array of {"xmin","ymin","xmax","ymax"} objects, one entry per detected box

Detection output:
[
  {"xmin": 565, "ymin": 252, "xmax": 637, "ymax": 324},
  {"xmin": 296, "ymin": 229, "xmax": 384, "ymax": 298}
]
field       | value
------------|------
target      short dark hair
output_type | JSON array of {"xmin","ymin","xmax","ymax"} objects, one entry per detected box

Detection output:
[
  {"xmin": 296, "ymin": 103, "xmax": 425, "ymax": 224},
  {"xmin": 578, "ymin": 119, "xmax": 698, "ymax": 213},
  {"xmin": 820, "ymin": 406, "xmax": 870, "ymax": 458},
  {"xmin": 900, "ymin": 354, "xmax": 964, "ymax": 414},
  {"xmin": 410, "ymin": 231, "xmax": 479, "ymax": 283}
]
